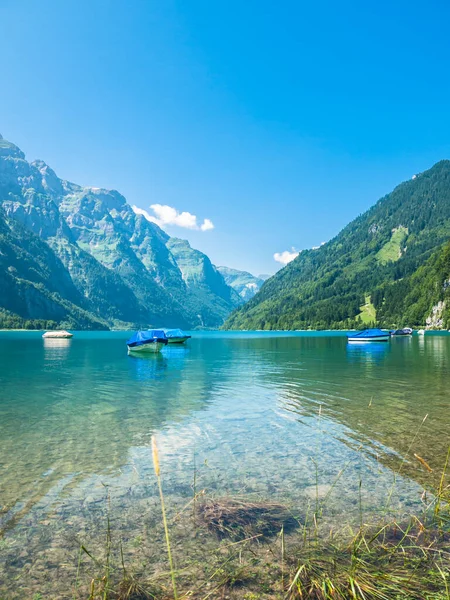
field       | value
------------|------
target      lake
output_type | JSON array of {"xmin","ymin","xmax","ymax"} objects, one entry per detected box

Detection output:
[{"xmin": 0, "ymin": 330, "xmax": 449, "ymax": 596}]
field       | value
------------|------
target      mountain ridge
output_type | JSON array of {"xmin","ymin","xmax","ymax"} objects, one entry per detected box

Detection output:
[
  {"xmin": 217, "ymin": 266, "xmax": 265, "ymax": 301},
  {"xmin": 224, "ymin": 160, "xmax": 450, "ymax": 330},
  {"xmin": 0, "ymin": 134, "xmax": 248, "ymax": 329}
]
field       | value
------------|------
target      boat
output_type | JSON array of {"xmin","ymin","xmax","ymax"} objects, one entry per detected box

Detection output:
[
  {"xmin": 347, "ymin": 328, "xmax": 390, "ymax": 343},
  {"xmin": 42, "ymin": 330, "xmax": 73, "ymax": 338},
  {"xmin": 418, "ymin": 329, "xmax": 425, "ymax": 335},
  {"xmin": 391, "ymin": 327, "xmax": 413, "ymax": 336},
  {"xmin": 126, "ymin": 330, "xmax": 168, "ymax": 354},
  {"xmin": 163, "ymin": 328, "xmax": 191, "ymax": 344}
]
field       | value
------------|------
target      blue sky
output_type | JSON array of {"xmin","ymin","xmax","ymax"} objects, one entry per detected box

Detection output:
[{"xmin": 1, "ymin": 0, "xmax": 449, "ymax": 275}]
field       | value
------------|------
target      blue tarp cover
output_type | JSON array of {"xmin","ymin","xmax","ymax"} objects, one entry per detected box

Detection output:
[
  {"xmin": 350, "ymin": 328, "xmax": 388, "ymax": 338},
  {"xmin": 164, "ymin": 329, "xmax": 188, "ymax": 338},
  {"xmin": 127, "ymin": 330, "xmax": 168, "ymax": 347}
]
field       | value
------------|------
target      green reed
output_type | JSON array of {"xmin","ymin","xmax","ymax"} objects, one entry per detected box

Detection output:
[
  {"xmin": 152, "ymin": 435, "xmax": 178, "ymax": 600},
  {"xmin": 20, "ymin": 421, "xmax": 450, "ymax": 599}
]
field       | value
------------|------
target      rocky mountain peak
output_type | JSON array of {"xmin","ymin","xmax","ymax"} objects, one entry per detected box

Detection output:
[
  {"xmin": 0, "ymin": 133, "xmax": 244, "ymax": 329},
  {"xmin": 31, "ymin": 160, "xmax": 64, "ymax": 197},
  {"xmin": 0, "ymin": 136, "xmax": 25, "ymax": 159}
]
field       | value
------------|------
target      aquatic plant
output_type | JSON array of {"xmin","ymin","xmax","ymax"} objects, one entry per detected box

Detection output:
[
  {"xmin": 3, "ymin": 426, "xmax": 449, "ymax": 599},
  {"xmin": 287, "ymin": 520, "xmax": 450, "ymax": 599},
  {"xmin": 198, "ymin": 498, "xmax": 298, "ymax": 540}
]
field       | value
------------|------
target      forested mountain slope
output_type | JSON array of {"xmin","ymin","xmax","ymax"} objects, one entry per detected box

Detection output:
[
  {"xmin": 225, "ymin": 161, "xmax": 450, "ymax": 330},
  {"xmin": 0, "ymin": 134, "xmax": 241, "ymax": 329}
]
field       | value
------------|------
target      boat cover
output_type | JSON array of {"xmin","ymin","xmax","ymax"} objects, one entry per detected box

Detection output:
[
  {"xmin": 164, "ymin": 328, "xmax": 189, "ymax": 338},
  {"xmin": 349, "ymin": 328, "xmax": 388, "ymax": 339},
  {"xmin": 392, "ymin": 327, "xmax": 413, "ymax": 335},
  {"xmin": 126, "ymin": 330, "xmax": 168, "ymax": 347}
]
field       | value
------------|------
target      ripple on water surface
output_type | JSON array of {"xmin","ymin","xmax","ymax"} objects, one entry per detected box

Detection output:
[{"xmin": 0, "ymin": 330, "xmax": 449, "ymax": 594}]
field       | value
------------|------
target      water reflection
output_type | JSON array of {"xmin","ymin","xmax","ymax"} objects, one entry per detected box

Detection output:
[
  {"xmin": 346, "ymin": 341, "xmax": 390, "ymax": 364},
  {"xmin": 0, "ymin": 335, "xmax": 212, "ymax": 522},
  {"xmin": 43, "ymin": 337, "xmax": 72, "ymax": 359},
  {"xmin": 127, "ymin": 352, "xmax": 168, "ymax": 380},
  {"xmin": 1, "ymin": 332, "xmax": 449, "ymax": 540},
  {"xmin": 2, "ymin": 331, "xmax": 450, "ymax": 597}
]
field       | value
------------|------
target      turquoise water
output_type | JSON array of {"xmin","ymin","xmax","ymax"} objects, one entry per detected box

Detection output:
[{"xmin": 0, "ymin": 330, "xmax": 449, "ymax": 594}]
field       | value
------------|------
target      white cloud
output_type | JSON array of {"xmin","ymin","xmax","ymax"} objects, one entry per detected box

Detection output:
[
  {"xmin": 133, "ymin": 204, "xmax": 214, "ymax": 232},
  {"xmin": 200, "ymin": 218, "xmax": 214, "ymax": 231},
  {"xmin": 273, "ymin": 249, "xmax": 299, "ymax": 265},
  {"xmin": 312, "ymin": 241, "xmax": 326, "ymax": 250}
]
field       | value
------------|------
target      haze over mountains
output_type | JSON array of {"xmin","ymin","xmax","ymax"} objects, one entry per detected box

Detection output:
[
  {"xmin": 225, "ymin": 160, "xmax": 450, "ymax": 330},
  {"xmin": 0, "ymin": 134, "xmax": 261, "ymax": 330}
]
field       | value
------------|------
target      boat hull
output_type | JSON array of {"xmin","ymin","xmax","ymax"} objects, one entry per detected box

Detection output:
[
  {"xmin": 127, "ymin": 341, "xmax": 165, "ymax": 354},
  {"xmin": 167, "ymin": 336, "xmax": 190, "ymax": 344},
  {"xmin": 391, "ymin": 328, "xmax": 413, "ymax": 336},
  {"xmin": 42, "ymin": 331, "xmax": 73, "ymax": 338},
  {"xmin": 348, "ymin": 335, "xmax": 390, "ymax": 342}
]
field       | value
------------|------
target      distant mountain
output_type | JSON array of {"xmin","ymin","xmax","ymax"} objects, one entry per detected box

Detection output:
[
  {"xmin": 167, "ymin": 239, "xmax": 242, "ymax": 327},
  {"xmin": 224, "ymin": 161, "xmax": 450, "ymax": 330},
  {"xmin": 0, "ymin": 134, "xmax": 241, "ymax": 329},
  {"xmin": 217, "ymin": 266, "xmax": 265, "ymax": 301}
]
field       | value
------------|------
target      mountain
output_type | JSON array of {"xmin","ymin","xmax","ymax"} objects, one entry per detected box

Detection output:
[
  {"xmin": 217, "ymin": 266, "xmax": 265, "ymax": 301},
  {"xmin": 0, "ymin": 207, "xmax": 107, "ymax": 329},
  {"xmin": 0, "ymin": 134, "xmax": 241, "ymax": 329},
  {"xmin": 167, "ymin": 239, "xmax": 242, "ymax": 327},
  {"xmin": 224, "ymin": 160, "xmax": 450, "ymax": 330}
]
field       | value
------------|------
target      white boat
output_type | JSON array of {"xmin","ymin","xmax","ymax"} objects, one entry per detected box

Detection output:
[
  {"xmin": 126, "ymin": 330, "xmax": 168, "ymax": 354},
  {"xmin": 163, "ymin": 328, "xmax": 191, "ymax": 344},
  {"xmin": 418, "ymin": 329, "xmax": 425, "ymax": 336},
  {"xmin": 42, "ymin": 330, "xmax": 73, "ymax": 339},
  {"xmin": 347, "ymin": 328, "xmax": 390, "ymax": 342}
]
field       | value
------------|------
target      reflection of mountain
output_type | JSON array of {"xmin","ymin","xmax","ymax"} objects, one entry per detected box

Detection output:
[
  {"xmin": 2, "ymin": 332, "xmax": 449, "ymax": 536},
  {"xmin": 251, "ymin": 335, "xmax": 450, "ymax": 488},
  {"xmin": 0, "ymin": 336, "xmax": 212, "ymax": 530}
]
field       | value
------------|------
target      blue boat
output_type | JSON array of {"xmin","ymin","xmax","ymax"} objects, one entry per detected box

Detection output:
[
  {"xmin": 126, "ymin": 330, "xmax": 168, "ymax": 354},
  {"xmin": 163, "ymin": 328, "xmax": 191, "ymax": 344},
  {"xmin": 347, "ymin": 328, "xmax": 390, "ymax": 343}
]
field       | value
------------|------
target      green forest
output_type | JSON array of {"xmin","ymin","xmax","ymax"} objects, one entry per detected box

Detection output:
[{"xmin": 225, "ymin": 161, "xmax": 450, "ymax": 330}]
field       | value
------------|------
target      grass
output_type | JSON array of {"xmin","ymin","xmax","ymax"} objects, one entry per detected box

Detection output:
[
  {"xmin": 52, "ymin": 437, "xmax": 449, "ymax": 600},
  {"xmin": 152, "ymin": 435, "xmax": 178, "ymax": 600},
  {"xmin": 2, "ymin": 425, "xmax": 449, "ymax": 599},
  {"xmin": 357, "ymin": 295, "xmax": 377, "ymax": 324},
  {"xmin": 376, "ymin": 226, "xmax": 409, "ymax": 265}
]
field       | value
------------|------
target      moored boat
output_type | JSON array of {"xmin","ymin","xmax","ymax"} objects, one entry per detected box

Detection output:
[
  {"xmin": 126, "ymin": 330, "xmax": 168, "ymax": 354},
  {"xmin": 163, "ymin": 328, "xmax": 191, "ymax": 344},
  {"xmin": 42, "ymin": 330, "xmax": 73, "ymax": 338},
  {"xmin": 418, "ymin": 329, "xmax": 425, "ymax": 335},
  {"xmin": 347, "ymin": 328, "xmax": 390, "ymax": 342},
  {"xmin": 391, "ymin": 327, "xmax": 413, "ymax": 336}
]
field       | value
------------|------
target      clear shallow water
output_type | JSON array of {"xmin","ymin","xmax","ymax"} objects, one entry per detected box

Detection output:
[{"xmin": 0, "ymin": 331, "xmax": 449, "ymax": 593}]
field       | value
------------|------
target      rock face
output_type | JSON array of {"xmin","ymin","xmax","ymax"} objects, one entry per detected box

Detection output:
[
  {"xmin": 426, "ymin": 301, "xmax": 446, "ymax": 329},
  {"xmin": 0, "ymin": 134, "xmax": 242, "ymax": 329},
  {"xmin": 217, "ymin": 266, "xmax": 265, "ymax": 301},
  {"xmin": 168, "ymin": 239, "xmax": 243, "ymax": 328}
]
